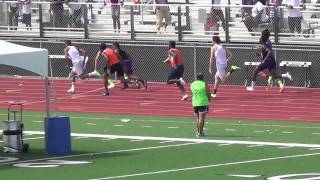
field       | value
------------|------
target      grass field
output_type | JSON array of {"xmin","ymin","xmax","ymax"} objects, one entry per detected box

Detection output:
[{"xmin": 1, "ymin": 110, "xmax": 320, "ymax": 180}]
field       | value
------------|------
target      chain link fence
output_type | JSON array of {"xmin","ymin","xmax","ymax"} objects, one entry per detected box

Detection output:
[
  {"xmin": 1, "ymin": 2, "xmax": 320, "ymax": 44},
  {"xmin": 1, "ymin": 39, "xmax": 319, "ymax": 88}
]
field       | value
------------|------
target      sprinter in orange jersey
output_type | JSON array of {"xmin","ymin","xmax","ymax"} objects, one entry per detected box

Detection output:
[
  {"xmin": 163, "ymin": 41, "xmax": 188, "ymax": 101},
  {"xmin": 95, "ymin": 43, "xmax": 128, "ymax": 96}
]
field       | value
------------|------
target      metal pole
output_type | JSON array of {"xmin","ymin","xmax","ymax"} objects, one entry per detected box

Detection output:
[
  {"xmin": 225, "ymin": 6, "xmax": 230, "ymax": 43},
  {"xmin": 130, "ymin": 6, "xmax": 135, "ymax": 40},
  {"xmin": 193, "ymin": 44, "xmax": 197, "ymax": 80},
  {"xmin": 178, "ymin": 6, "xmax": 182, "ymax": 41},
  {"xmin": 185, "ymin": 0, "xmax": 190, "ymax": 30},
  {"xmin": 274, "ymin": 6, "xmax": 279, "ymax": 44},
  {"xmin": 84, "ymin": 4, "xmax": 89, "ymax": 39},
  {"xmin": 45, "ymin": 77, "xmax": 50, "ymax": 117},
  {"xmin": 39, "ymin": 4, "xmax": 43, "ymax": 38}
]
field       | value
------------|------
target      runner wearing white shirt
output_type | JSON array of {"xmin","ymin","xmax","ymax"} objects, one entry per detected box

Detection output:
[
  {"xmin": 64, "ymin": 40, "xmax": 92, "ymax": 93},
  {"xmin": 209, "ymin": 36, "xmax": 240, "ymax": 98}
]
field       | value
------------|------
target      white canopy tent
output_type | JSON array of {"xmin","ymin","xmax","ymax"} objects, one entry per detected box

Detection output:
[
  {"xmin": 0, "ymin": 40, "xmax": 51, "ymax": 116},
  {"xmin": 0, "ymin": 40, "xmax": 48, "ymax": 76}
]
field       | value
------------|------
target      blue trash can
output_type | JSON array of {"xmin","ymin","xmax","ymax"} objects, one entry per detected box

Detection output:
[{"xmin": 45, "ymin": 116, "xmax": 71, "ymax": 155}]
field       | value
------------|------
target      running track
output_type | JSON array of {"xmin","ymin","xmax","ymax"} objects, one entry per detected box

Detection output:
[{"xmin": 0, "ymin": 77, "xmax": 320, "ymax": 122}]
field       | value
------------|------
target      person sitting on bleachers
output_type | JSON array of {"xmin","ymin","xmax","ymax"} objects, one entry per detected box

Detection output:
[
  {"xmin": 242, "ymin": 0, "xmax": 254, "ymax": 20},
  {"xmin": 243, "ymin": 0, "xmax": 269, "ymax": 33}
]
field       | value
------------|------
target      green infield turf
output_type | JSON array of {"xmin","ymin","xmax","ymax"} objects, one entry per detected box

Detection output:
[{"xmin": 0, "ymin": 110, "xmax": 320, "ymax": 180}]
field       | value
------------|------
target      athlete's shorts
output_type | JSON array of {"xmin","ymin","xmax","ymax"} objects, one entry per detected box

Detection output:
[
  {"xmin": 72, "ymin": 60, "xmax": 84, "ymax": 76},
  {"xmin": 215, "ymin": 63, "xmax": 227, "ymax": 81},
  {"xmin": 194, "ymin": 106, "xmax": 209, "ymax": 114},
  {"xmin": 104, "ymin": 62, "xmax": 124, "ymax": 77},
  {"xmin": 111, "ymin": 4, "xmax": 120, "ymax": 17},
  {"xmin": 257, "ymin": 56, "xmax": 276, "ymax": 71},
  {"xmin": 168, "ymin": 64, "xmax": 184, "ymax": 80},
  {"xmin": 124, "ymin": 59, "xmax": 133, "ymax": 75}
]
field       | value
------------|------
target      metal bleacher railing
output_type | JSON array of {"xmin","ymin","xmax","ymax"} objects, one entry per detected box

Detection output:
[{"xmin": 1, "ymin": 0, "xmax": 320, "ymax": 44}]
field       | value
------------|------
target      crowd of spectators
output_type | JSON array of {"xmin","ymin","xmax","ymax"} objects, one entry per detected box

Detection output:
[{"xmin": 2, "ymin": 0, "xmax": 317, "ymax": 36}]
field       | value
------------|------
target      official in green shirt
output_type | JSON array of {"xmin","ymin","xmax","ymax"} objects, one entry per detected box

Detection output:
[{"xmin": 191, "ymin": 73, "xmax": 211, "ymax": 137}]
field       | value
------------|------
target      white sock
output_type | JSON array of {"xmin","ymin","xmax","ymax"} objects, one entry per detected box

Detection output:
[
  {"xmin": 281, "ymin": 73, "xmax": 290, "ymax": 78},
  {"xmin": 251, "ymin": 81, "xmax": 255, "ymax": 87}
]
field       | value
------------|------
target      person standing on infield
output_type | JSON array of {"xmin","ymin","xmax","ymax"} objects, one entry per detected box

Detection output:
[{"xmin": 191, "ymin": 73, "xmax": 211, "ymax": 137}]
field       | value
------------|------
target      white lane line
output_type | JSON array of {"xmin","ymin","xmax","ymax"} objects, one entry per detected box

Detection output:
[
  {"xmin": 312, "ymin": 133, "xmax": 320, "ymax": 135},
  {"xmin": 101, "ymin": 138, "xmax": 117, "ymax": 141},
  {"xmin": 5, "ymin": 89, "xmax": 21, "ymax": 93},
  {"xmin": 225, "ymin": 129, "xmax": 236, "ymax": 132},
  {"xmin": 281, "ymin": 131, "xmax": 293, "ymax": 134},
  {"xmin": 0, "ymin": 136, "xmax": 44, "ymax": 143},
  {"xmin": 141, "ymin": 125, "xmax": 152, "ymax": 128},
  {"xmin": 218, "ymin": 144, "xmax": 233, "ymax": 146},
  {"xmin": 120, "ymin": 119, "xmax": 131, "ymax": 123},
  {"xmin": 278, "ymin": 146, "xmax": 293, "ymax": 149},
  {"xmin": 168, "ymin": 127, "xmax": 180, "ymax": 129},
  {"xmin": 32, "ymin": 121, "xmax": 43, "ymax": 123},
  {"xmin": 248, "ymin": 144, "xmax": 264, "ymax": 148},
  {"xmin": 2, "ymin": 113, "xmax": 320, "ymax": 130},
  {"xmin": 86, "ymin": 123, "xmax": 97, "ymax": 126},
  {"xmin": 309, "ymin": 148, "xmax": 320, "ymax": 151},
  {"xmin": 227, "ymin": 174, "xmax": 261, "ymax": 178},
  {"xmin": 0, "ymin": 142, "xmax": 198, "ymax": 166},
  {"xmin": 9, "ymin": 130, "xmax": 320, "ymax": 148},
  {"xmin": 74, "ymin": 137, "xmax": 90, "ymax": 140},
  {"xmin": 159, "ymin": 141, "xmax": 175, "ymax": 144},
  {"xmin": 113, "ymin": 125, "xmax": 124, "ymax": 127},
  {"xmin": 89, "ymin": 152, "xmax": 320, "ymax": 180},
  {"xmin": 131, "ymin": 139, "xmax": 145, "ymax": 142}
]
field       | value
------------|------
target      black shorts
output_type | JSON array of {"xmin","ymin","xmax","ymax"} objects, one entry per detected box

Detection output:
[
  {"xmin": 124, "ymin": 59, "xmax": 133, "ymax": 75},
  {"xmin": 257, "ymin": 56, "xmax": 276, "ymax": 71},
  {"xmin": 168, "ymin": 64, "xmax": 184, "ymax": 80},
  {"xmin": 194, "ymin": 106, "xmax": 209, "ymax": 114},
  {"xmin": 104, "ymin": 63, "xmax": 124, "ymax": 77}
]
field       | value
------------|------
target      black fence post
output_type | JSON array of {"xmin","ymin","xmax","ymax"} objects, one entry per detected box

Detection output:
[
  {"xmin": 83, "ymin": 4, "xmax": 89, "ymax": 39},
  {"xmin": 185, "ymin": 0, "xmax": 191, "ymax": 30},
  {"xmin": 178, "ymin": 6, "xmax": 182, "ymax": 41},
  {"xmin": 274, "ymin": 6, "xmax": 279, "ymax": 45},
  {"xmin": 130, "ymin": 6, "xmax": 135, "ymax": 40},
  {"xmin": 39, "ymin": 4, "xmax": 43, "ymax": 38},
  {"xmin": 225, "ymin": 6, "xmax": 230, "ymax": 43}
]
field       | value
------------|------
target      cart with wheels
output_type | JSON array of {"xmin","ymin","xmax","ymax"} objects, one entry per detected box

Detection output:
[{"xmin": 2, "ymin": 103, "xmax": 29, "ymax": 153}]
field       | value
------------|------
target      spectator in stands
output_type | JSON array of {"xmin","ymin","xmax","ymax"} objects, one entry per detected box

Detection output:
[
  {"xmin": 283, "ymin": 0, "xmax": 305, "ymax": 34},
  {"xmin": 267, "ymin": 0, "xmax": 283, "ymax": 32},
  {"xmin": 260, "ymin": 0, "xmax": 267, "ymax": 4},
  {"xmin": 8, "ymin": 0, "xmax": 19, "ymax": 30},
  {"xmin": 66, "ymin": 0, "xmax": 83, "ymax": 28},
  {"xmin": 155, "ymin": 0, "xmax": 171, "ymax": 34},
  {"xmin": 242, "ymin": 0, "xmax": 254, "ymax": 20},
  {"xmin": 21, "ymin": 0, "xmax": 32, "ymax": 30},
  {"xmin": 50, "ymin": 0, "xmax": 65, "ymax": 28},
  {"xmin": 243, "ymin": 0, "xmax": 269, "ymax": 33},
  {"xmin": 210, "ymin": 0, "xmax": 226, "ymax": 31},
  {"xmin": 107, "ymin": 0, "xmax": 123, "ymax": 33}
]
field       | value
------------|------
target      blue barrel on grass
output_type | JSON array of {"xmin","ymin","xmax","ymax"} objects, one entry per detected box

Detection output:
[{"xmin": 45, "ymin": 116, "xmax": 71, "ymax": 155}]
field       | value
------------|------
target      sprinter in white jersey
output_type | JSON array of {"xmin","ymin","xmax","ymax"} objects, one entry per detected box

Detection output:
[
  {"xmin": 64, "ymin": 40, "xmax": 99, "ymax": 93},
  {"xmin": 209, "ymin": 36, "xmax": 240, "ymax": 98}
]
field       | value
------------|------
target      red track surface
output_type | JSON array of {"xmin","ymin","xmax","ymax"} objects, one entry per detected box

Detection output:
[{"xmin": 1, "ymin": 77, "xmax": 320, "ymax": 122}]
